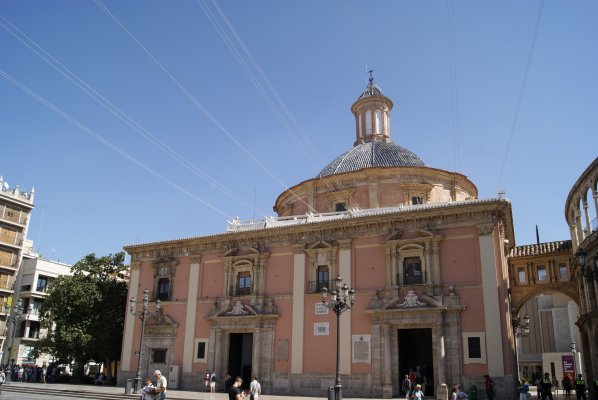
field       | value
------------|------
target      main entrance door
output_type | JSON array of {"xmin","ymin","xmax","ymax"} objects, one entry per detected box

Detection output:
[
  {"xmin": 228, "ymin": 333, "xmax": 253, "ymax": 388},
  {"xmin": 398, "ymin": 328, "xmax": 434, "ymax": 396}
]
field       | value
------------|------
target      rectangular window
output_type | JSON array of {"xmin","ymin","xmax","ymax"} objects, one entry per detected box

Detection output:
[
  {"xmin": 194, "ymin": 339, "xmax": 208, "ymax": 363},
  {"xmin": 468, "ymin": 337, "xmax": 481, "ymax": 358},
  {"xmin": 0, "ymin": 249, "xmax": 13, "ymax": 266},
  {"xmin": 152, "ymin": 349, "xmax": 167, "ymax": 363},
  {"xmin": 237, "ymin": 271, "xmax": 251, "ymax": 295},
  {"xmin": 463, "ymin": 332, "xmax": 486, "ymax": 364},
  {"xmin": 411, "ymin": 196, "xmax": 423, "ymax": 205},
  {"xmin": 537, "ymin": 266, "xmax": 547, "ymax": 282},
  {"xmin": 157, "ymin": 278, "xmax": 170, "ymax": 300},
  {"xmin": 316, "ymin": 265, "xmax": 329, "ymax": 292},
  {"xmin": 36, "ymin": 276, "xmax": 49, "ymax": 292},
  {"xmin": 403, "ymin": 257, "xmax": 422, "ymax": 285},
  {"xmin": 518, "ymin": 268, "xmax": 526, "ymax": 284},
  {"xmin": 559, "ymin": 263, "xmax": 568, "ymax": 281},
  {"xmin": 335, "ymin": 203, "xmax": 347, "ymax": 212}
]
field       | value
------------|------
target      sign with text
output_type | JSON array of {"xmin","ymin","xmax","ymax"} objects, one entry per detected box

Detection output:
[
  {"xmin": 315, "ymin": 303, "xmax": 329, "ymax": 315},
  {"xmin": 562, "ymin": 355, "xmax": 575, "ymax": 375},
  {"xmin": 314, "ymin": 322, "xmax": 329, "ymax": 336}
]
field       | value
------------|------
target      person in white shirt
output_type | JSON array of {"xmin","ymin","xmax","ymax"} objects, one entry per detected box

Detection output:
[
  {"xmin": 154, "ymin": 370, "xmax": 167, "ymax": 400},
  {"xmin": 250, "ymin": 376, "xmax": 261, "ymax": 400}
]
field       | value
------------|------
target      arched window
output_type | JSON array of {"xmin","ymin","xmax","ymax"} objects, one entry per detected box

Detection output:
[
  {"xmin": 365, "ymin": 111, "xmax": 372, "ymax": 135},
  {"xmin": 374, "ymin": 110, "xmax": 382, "ymax": 134}
]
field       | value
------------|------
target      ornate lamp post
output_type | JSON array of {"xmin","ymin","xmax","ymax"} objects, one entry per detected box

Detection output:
[
  {"xmin": 576, "ymin": 249, "xmax": 598, "ymax": 280},
  {"xmin": 5, "ymin": 298, "xmax": 31, "ymax": 383},
  {"xmin": 321, "ymin": 275, "xmax": 355, "ymax": 400},
  {"xmin": 129, "ymin": 289, "xmax": 161, "ymax": 394},
  {"xmin": 514, "ymin": 315, "xmax": 530, "ymax": 337}
]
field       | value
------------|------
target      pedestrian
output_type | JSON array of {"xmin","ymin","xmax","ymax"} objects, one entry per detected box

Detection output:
[
  {"xmin": 592, "ymin": 377, "xmax": 598, "ymax": 400},
  {"xmin": 250, "ymin": 376, "xmax": 261, "ymax": 400},
  {"xmin": 402, "ymin": 374, "xmax": 412, "ymax": 399},
  {"xmin": 540, "ymin": 373, "xmax": 554, "ymax": 400},
  {"xmin": 411, "ymin": 383, "xmax": 424, "ymax": 400},
  {"xmin": 456, "ymin": 384, "xmax": 469, "ymax": 399},
  {"xmin": 228, "ymin": 377, "xmax": 246, "ymax": 400},
  {"xmin": 563, "ymin": 375, "xmax": 573, "ymax": 399},
  {"xmin": 141, "ymin": 376, "xmax": 156, "ymax": 400},
  {"xmin": 519, "ymin": 379, "xmax": 530, "ymax": 400},
  {"xmin": 204, "ymin": 369, "xmax": 211, "ymax": 392},
  {"xmin": 210, "ymin": 370, "xmax": 217, "ymax": 393},
  {"xmin": 484, "ymin": 375, "xmax": 495, "ymax": 400},
  {"xmin": 41, "ymin": 365, "xmax": 47, "ymax": 383},
  {"xmin": 450, "ymin": 386, "xmax": 459, "ymax": 400},
  {"xmin": 575, "ymin": 374, "xmax": 587, "ymax": 400},
  {"xmin": 154, "ymin": 370, "xmax": 167, "ymax": 400},
  {"xmin": 225, "ymin": 373, "xmax": 234, "ymax": 393}
]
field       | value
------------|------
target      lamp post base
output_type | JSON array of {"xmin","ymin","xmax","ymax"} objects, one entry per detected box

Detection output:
[
  {"xmin": 334, "ymin": 385, "xmax": 342, "ymax": 400},
  {"xmin": 133, "ymin": 377, "xmax": 142, "ymax": 394}
]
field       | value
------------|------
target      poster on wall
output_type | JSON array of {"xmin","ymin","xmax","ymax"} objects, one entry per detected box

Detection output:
[
  {"xmin": 314, "ymin": 322, "xmax": 329, "ymax": 336},
  {"xmin": 352, "ymin": 335, "xmax": 371, "ymax": 363},
  {"xmin": 562, "ymin": 355, "xmax": 575, "ymax": 376}
]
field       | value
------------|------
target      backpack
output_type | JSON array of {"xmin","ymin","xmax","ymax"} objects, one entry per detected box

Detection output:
[{"xmin": 211, "ymin": 373, "xmax": 217, "ymax": 382}]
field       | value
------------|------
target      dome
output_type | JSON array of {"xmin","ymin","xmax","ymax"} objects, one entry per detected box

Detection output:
[{"xmin": 316, "ymin": 141, "xmax": 426, "ymax": 178}]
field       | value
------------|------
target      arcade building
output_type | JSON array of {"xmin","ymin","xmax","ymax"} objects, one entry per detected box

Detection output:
[{"xmin": 119, "ymin": 80, "xmax": 519, "ymax": 399}]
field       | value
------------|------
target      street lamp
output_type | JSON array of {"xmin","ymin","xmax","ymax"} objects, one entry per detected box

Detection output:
[
  {"xmin": 576, "ymin": 249, "xmax": 598, "ymax": 280},
  {"xmin": 129, "ymin": 288, "xmax": 161, "ymax": 394},
  {"xmin": 321, "ymin": 275, "xmax": 355, "ymax": 400},
  {"xmin": 5, "ymin": 298, "xmax": 32, "ymax": 383}
]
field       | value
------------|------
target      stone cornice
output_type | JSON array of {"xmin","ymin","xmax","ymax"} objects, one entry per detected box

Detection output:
[{"xmin": 124, "ymin": 199, "xmax": 514, "ymax": 261}]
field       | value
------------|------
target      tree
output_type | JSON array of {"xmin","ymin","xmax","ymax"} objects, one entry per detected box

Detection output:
[{"xmin": 32, "ymin": 252, "xmax": 128, "ymax": 382}]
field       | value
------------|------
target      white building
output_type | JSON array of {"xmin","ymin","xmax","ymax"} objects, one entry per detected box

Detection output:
[{"xmin": 10, "ymin": 240, "xmax": 71, "ymax": 366}]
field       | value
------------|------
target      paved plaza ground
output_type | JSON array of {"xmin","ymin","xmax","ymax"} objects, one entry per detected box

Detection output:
[{"xmin": 0, "ymin": 381, "xmax": 546, "ymax": 400}]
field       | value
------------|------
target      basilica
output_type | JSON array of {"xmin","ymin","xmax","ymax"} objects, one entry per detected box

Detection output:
[{"xmin": 119, "ymin": 79, "xmax": 518, "ymax": 399}]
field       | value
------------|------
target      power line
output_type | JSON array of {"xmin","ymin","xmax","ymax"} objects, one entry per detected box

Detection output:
[
  {"xmin": 497, "ymin": 0, "xmax": 545, "ymax": 185},
  {"xmin": 0, "ymin": 13, "xmax": 267, "ymax": 217},
  {"xmin": 0, "ymin": 70, "xmax": 233, "ymax": 220},
  {"xmin": 95, "ymin": 0, "xmax": 317, "ymax": 214}
]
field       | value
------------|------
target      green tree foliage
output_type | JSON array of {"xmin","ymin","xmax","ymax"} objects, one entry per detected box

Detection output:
[{"xmin": 33, "ymin": 252, "xmax": 128, "ymax": 381}]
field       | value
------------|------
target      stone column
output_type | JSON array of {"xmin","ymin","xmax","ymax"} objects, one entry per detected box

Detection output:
[
  {"xmin": 382, "ymin": 323, "xmax": 393, "ymax": 398},
  {"xmin": 121, "ymin": 260, "xmax": 141, "ymax": 371},
  {"xmin": 477, "ymin": 224, "xmax": 505, "ymax": 376},
  {"xmin": 435, "ymin": 322, "xmax": 447, "ymax": 397},
  {"xmin": 338, "ymin": 239, "xmax": 352, "ymax": 375},
  {"xmin": 183, "ymin": 255, "xmax": 201, "ymax": 373},
  {"xmin": 253, "ymin": 327, "xmax": 262, "ymax": 380},
  {"xmin": 291, "ymin": 245, "xmax": 305, "ymax": 374}
]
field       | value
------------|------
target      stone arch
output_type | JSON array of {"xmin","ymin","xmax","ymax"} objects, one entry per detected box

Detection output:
[{"xmin": 512, "ymin": 286, "xmax": 580, "ymax": 317}]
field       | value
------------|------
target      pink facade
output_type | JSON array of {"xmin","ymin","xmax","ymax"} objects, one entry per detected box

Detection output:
[{"xmin": 120, "ymin": 81, "xmax": 518, "ymax": 399}]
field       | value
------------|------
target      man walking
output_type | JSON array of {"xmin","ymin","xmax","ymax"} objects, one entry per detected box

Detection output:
[
  {"xmin": 540, "ymin": 373, "xmax": 554, "ymax": 400},
  {"xmin": 575, "ymin": 374, "xmax": 587, "ymax": 400},
  {"xmin": 229, "ymin": 377, "xmax": 246, "ymax": 400}
]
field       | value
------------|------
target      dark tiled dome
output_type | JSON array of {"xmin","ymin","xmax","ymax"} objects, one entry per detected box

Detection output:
[
  {"xmin": 316, "ymin": 141, "xmax": 425, "ymax": 178},
  {"xmin": 357, "ymin": 84, "xmax": 384, "ymax": 100}
]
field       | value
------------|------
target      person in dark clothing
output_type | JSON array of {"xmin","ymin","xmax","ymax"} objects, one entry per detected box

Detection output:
[
  {"xmin": 484, "ymin": 375, "xmax": 495, "ymax": 400},
  {"xmin": 224, "ymin": 373, "xmax": 233, "ymax": 394},
  {"xmin": 228, "ymin": 377, "xmax": 245, "ymax": 400},
  {"xmin": 540, "ymin": 373, "xmax": 554, "ymax": 400},
  {"xmin": 575, "ymin": 374, "xmax": 587, "ymax": 400},
  {"xmin": 592, "ymin": 378, "xmax": 598, "ymax": 400},
  {"xmin": 563, "ymin": 375, "xmax": 573, "ymax": 399}
]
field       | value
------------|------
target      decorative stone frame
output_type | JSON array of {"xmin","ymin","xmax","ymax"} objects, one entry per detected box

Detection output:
[
  {"xmin": 384, "ymin": 230, "xmax": 441, "ymax": 294},
  {"xmin": 305, "ymin": 241, "xmax": 337, "ymax": 293},
  {"xmin": 462, "ymin": 332, "xmax": 487, "ymax": 364},
  {"xmin": 152, "ymin": 256, "xmax": 178, "ymax": 301},
  {"xmin": 194, "ymin": 338, "xmax": 208, "ymax": 363},
  {"xmin": 400, "ymin": 182, "xmax": 434, "ymax": 206},
  {"xmin": 324, "ymin": 189, "xmax": 355, "ymax": 213},
  {"xmin": 222, "ymin": 247, "xmax": 269, "ymax": 299}
]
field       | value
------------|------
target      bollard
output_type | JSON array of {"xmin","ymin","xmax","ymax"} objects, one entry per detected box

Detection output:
[{"xmin": 125, "ymin": 378, "xmax": 133, "ymax": 394}]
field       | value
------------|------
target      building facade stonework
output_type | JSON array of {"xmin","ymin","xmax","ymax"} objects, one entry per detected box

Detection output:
[{"xmin": 119, "ymin": 81, "xmax": 519, "ymax": 399}]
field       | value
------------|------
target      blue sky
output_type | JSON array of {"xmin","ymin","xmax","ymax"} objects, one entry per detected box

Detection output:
[{"xmin": 1, "ymin": 1, "xmax": 596, "ymax": 264}]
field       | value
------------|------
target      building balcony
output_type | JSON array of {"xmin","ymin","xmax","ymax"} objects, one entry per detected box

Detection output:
[
  {"xmin": 307, "ymin": 280, "xmax": 331, "ymax": 294},
  {"xmin": 227, "ymin": 285, "xmax": 253, "ymax": 297}
]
